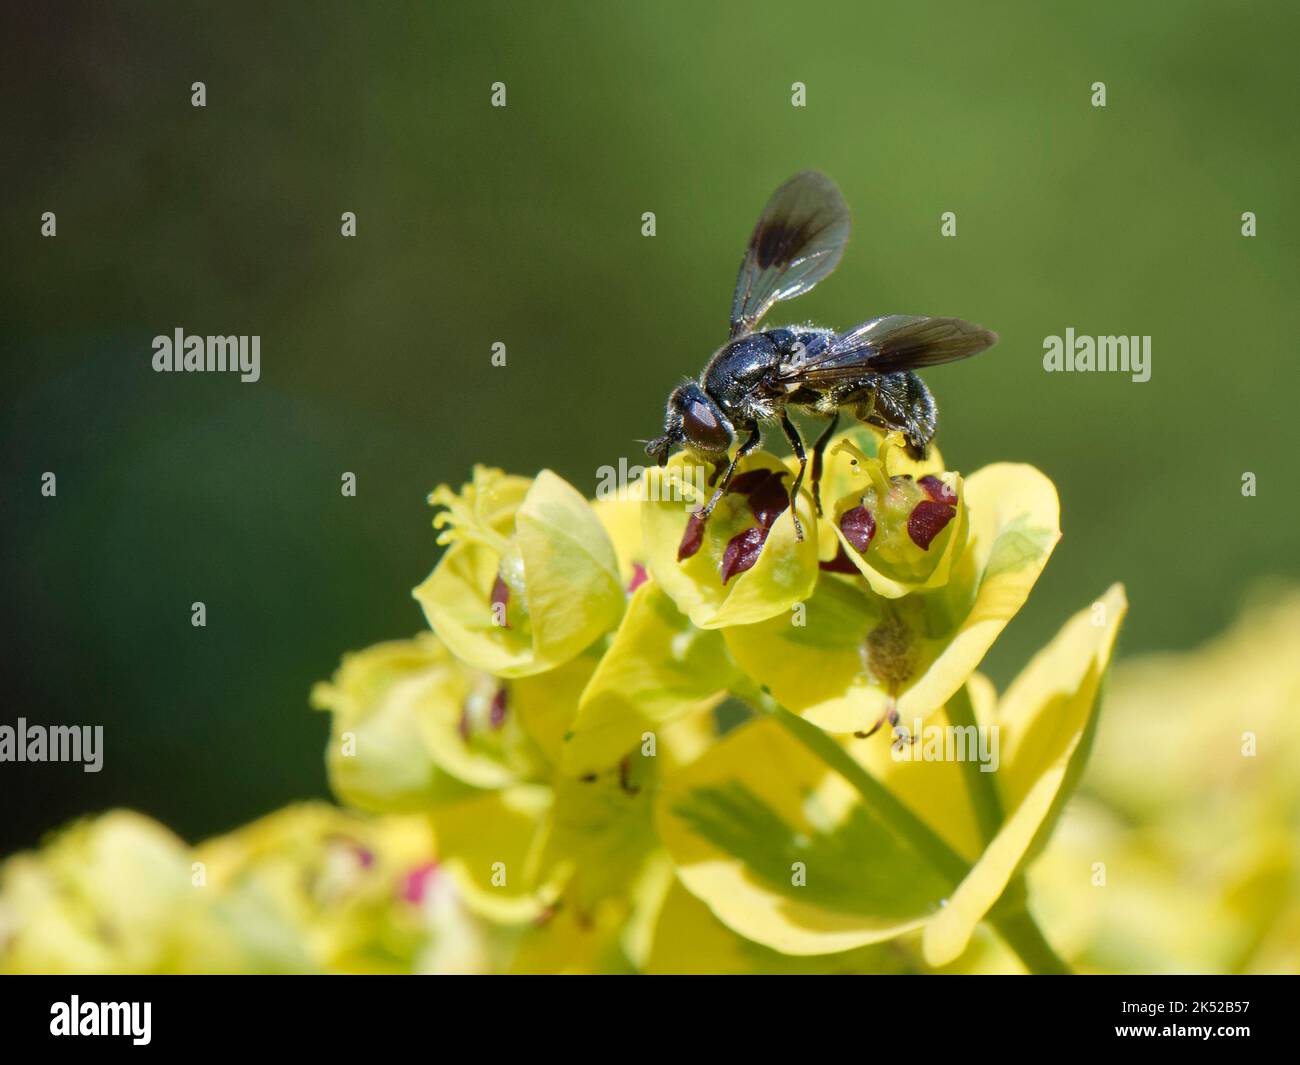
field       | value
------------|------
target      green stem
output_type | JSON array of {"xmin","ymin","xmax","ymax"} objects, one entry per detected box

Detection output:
[
  {"xmin": 944, "ymin": 683, "xmax": 1005, "ymax": 845},
  {"xmin": 989, "ymin": 906, "xmax": 1073, "ymax": 975},
  {"xmin": 746, "ymin": 687, "xmax": 1072, "ymax": 975}
]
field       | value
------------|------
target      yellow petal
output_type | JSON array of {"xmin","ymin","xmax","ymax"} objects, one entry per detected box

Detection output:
[
  {"xmin": 311, "ymin": 634, "xmax": 540, "ymax": 808},
  {"xmin": 534, "ymin": 766, "xmax": 659, "ymax": 917},
  {"xmin": 510, "ymin": 651, "xmax": 601, "ymax": 768},
  {"xmin": 921, "ymin": 584, "xmax": 1127, "ymax": 966}
]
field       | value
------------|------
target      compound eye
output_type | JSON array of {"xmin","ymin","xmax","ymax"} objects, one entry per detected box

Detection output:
[{"xmin": 682, "ymin": 399, "xmax": 731, "ymax": 454}]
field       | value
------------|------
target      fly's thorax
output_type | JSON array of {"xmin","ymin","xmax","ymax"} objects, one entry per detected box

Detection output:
[
  {"xmin": 766, "ymin": 325, "xmax": 835, "ymax": 364},
  {"xmin": 701, "ymin": 333, "xmax": 781, "ymax": 412}
]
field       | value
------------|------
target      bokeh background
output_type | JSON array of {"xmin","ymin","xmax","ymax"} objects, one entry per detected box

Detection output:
[{"xmin": 2, "ymin": 0, "xmax": 1297, "ymax": 856}]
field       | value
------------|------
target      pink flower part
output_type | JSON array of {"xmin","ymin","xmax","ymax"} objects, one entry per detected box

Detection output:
[
  {"xmin": 627, "ymin": 562, "xmax": 649, "ymax": 593},
  {"xmin": 400, "ymin": 861, "xmax": 440, "ymax": 905}
]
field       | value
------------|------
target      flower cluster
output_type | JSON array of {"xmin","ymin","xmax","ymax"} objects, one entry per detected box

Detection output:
[
  {"xmin": 2, "ymin": 425, "xmax": 1150, "ymax": 973},
  {"xmin": 324, "ymin": 424, "xmax": 1124, "ymax": 971}
]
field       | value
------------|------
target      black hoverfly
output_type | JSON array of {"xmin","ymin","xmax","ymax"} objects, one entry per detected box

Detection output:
[{"xmin": 645, "ymin": 170, "xmax": 997, "ymax": 541}]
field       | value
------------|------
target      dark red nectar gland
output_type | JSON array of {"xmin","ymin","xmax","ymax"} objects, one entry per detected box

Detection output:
[
  {"xmin": 838, "ymin": 473, "xmax": 957, "ymax": 558},
  {"xmin": 819, "ymin": 544, "xmax": 860, "ymax": 573},
  {"xmin": 677, "ymin": 512, "xmax": 706, "ymax": 561},
  {"xmin": 918, "ymin": 475, "xmax": 958, "ymax": 505},
  {"xmin": 677, "ymin": 467, "xmax": 794, "ymax": 584},
  {"xmin": 907, "ymin": 500, "xmax": 956, "ymax": 549},
  {"xmin": 720, "ymin": 527, "xmax": 766, "ymax": 583},
  {"xmin": 839, "ymin": 505, "xmax": 876, "ymax": 553}
]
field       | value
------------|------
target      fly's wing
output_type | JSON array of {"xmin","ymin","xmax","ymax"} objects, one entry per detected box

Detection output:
[
  {"xmin": 777, "ymin": 315, "xmax": 998, "ymax": 386},
  {"xmin": 729, "ymin": 171, "xmax": 850, "ymax": 338}
]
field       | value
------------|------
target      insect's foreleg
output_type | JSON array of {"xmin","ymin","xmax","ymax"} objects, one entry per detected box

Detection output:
[
  {"xmin": 809, "ymin": 412, "xmax": 840, "ymax": 516},
  {"xmin": 699, "ymin": 427, "xmax": 761, "ymax": 521},
  {"xmin": 779, "ymin": 412, "xmax": 808, "ymax": 542}
]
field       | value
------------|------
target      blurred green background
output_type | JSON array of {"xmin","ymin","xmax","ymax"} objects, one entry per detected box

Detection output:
[{"xmin": 3, "ymin": 1, "xmax": 1297, "ymax": 855}]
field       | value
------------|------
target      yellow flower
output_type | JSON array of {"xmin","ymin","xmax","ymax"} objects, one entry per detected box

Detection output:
[
  {"xmin": 723, "ymin": 453, "xmax": 1060, "ymax": 735},
  {"xmin": 641, "ymin": 450, "xmax": 819, "ymax": 628},
  {"xmin": 414, "ymin": 466, "xmax": 625, "ymax": 677},
  {"xmin": 311, "ymin": 632, "xmax": 545, "ymax": 812},
  {"xmin": 821, "ymin": 429, "xmax": 967, "ymax": 596}
]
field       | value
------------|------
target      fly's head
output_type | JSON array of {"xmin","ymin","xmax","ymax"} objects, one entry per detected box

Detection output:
[{"xmin": 646, "ymin": 382, "xmax": 734, "ymax": 466}]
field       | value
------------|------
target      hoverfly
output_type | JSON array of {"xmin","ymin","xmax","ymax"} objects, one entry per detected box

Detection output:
[{"xmin": 645, "ymin": 170, "xmax": 998, "ymax": 540}]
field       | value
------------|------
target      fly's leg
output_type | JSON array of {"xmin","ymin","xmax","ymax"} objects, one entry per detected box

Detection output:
[
  {"xmin": 853, "ymin": 700, "xmax": 913, "ymax": 748},
  {"xmin": 699, "ymin": 427, "xmax": 762, "ymax": 523},
  {"xmin": 779, "ymin": 412, "xmax": 807, "ymax": 542},
  {"xmin": 809, "ymin": 412, "xmax": 840, "ymax": 516}
]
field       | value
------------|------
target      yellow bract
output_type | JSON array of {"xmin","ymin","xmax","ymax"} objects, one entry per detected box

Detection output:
[
  {"xmin": 921, "ymin": 584, "xmax": 1127, "ymax": 966},
  {"xmin": 563, "ymin": 582, "xmax": 737, "ymax": 777},
  {"xmin": 658, "ymin": 588, "xmax": 1125, "ymax": 961}
]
